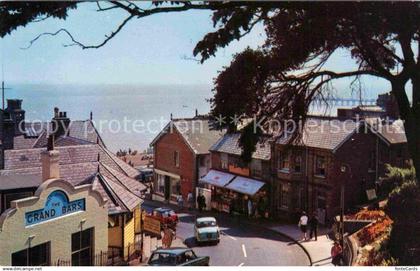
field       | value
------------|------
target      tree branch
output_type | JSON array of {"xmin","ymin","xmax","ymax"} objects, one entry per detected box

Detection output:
[{"xmin": 22, "ymin": 14, "xmax": 135, "ymax": 50}]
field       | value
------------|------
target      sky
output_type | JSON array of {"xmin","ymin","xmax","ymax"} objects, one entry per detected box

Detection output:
[{"xmin": 1, "ymin": 2, "xmax": 391, "ymax": 98}]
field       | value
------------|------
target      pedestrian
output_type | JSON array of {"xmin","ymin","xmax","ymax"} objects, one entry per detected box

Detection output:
[
  {"xmin": 162, "ymin": 225, "xmax": 175, "ymax": 248},
  {"xmin": 309, "ymin": 212, "xmax": 319, "ymax": 241},
  {"xmin": 197, "ymin": 193, "xmax": 206, "ymax": 212},
  {"xmin": 247, "ymin": 199, "xmax": 253, "ymax": 218},
  {"xmin": 187, "ymin": 191, "xmax": 193, "ymax": 210},
  {"xmin": 177, "ymin": 194, "xmax": 184, "ymax": 210},
  {"xmin": 331, "ymin": 241, "xmax": 343, "ymax": 266},
  {"xmin": 298, "ymin": 211, "xmax": 309, "ymax": 241}
]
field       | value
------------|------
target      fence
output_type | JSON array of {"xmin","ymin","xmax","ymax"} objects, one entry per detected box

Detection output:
[{"xmin": 54, "ymin": 243, "xmax": 139, "ymax": 266}]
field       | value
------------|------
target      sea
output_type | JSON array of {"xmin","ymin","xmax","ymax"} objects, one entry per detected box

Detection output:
[
  {"xmin": 5, "ymin": 84, "xmax": 212, "ymax": 153},
  {"xmin": 4, "ymin": 83, "xmax": 385, "ymax": 153}
]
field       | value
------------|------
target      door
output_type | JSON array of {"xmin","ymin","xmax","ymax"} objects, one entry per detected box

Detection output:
[
  {"xmin": 196, "ymin": 187, "xmax": 211, "ymax": 211},
  {"xmin": 164, "ymin": 176, "xmax": 171, "ymax": 200},
  {"xmin": 316, "ymin": 195, "xmax": 327, "ymax": 225}
]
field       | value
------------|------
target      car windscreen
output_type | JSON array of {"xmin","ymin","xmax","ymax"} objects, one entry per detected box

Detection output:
[
  {"xmin": 196, "ymin": 220, "xmax": 216, "ymax": 228},
  {"xmin": 149, "ymin": 252, "xmax": 176, "ymax": 265}
]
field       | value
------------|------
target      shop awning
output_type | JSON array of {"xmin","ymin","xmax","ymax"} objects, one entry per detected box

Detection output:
[
  {"xmin": 225, "ymin": 176, "xmax": 265, "ymax": 196},
  {"xmin": 200, "ymin": 170, "xmax": 235, "ymax": 188}
]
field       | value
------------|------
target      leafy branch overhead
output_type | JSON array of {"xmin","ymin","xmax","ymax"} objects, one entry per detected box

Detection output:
[{"xmin": 1, "ymin": 1, "xmax": 420, "ymax": 181}]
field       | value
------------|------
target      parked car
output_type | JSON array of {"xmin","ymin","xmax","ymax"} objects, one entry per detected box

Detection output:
[
  {"xmin": 194, "ymin": 217, "xmax": 220, "ymax": 244},
  {"xmin": 151, "ymin": 207, "xmax": 179, "ymax": 229},
  {"xmin": 147, "ymin": 248, "xmax": 210, "ymax": 266}
]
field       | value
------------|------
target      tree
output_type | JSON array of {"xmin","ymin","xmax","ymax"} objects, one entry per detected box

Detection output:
[{"xmin": 1, "ymin": 2, "xmax": 420, "ymax": 180}]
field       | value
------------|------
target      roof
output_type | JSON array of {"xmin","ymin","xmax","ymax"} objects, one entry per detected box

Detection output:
[
  {"xmin": 210, "ymin": 133, "xmax": 271, "ymax": 160},
  {"xmin": 153, "ymin": 247, "xmax": 192, "ymax": 255},
  {"xmin": 365, "ymin": 118, "xmax": 407, "ymax": 144},
  {"xmin": 196, "ymin": 217, "xmax": 216, "ymax": 223},
  {"xmin": 150, "ymin": 118, "xmax": 225, "ymax": 155},
  {"xmin": 0, "ymin": 174, "xmax": 42, "ymax": 190},
  {"xmin": 1, "ymin": 119, "xmax": 145, "ymax": 214},
  {"xmin": 10, "ymin": 120, "xmax": 106, "ymax": 150},
  {"xmin": 276, "ymin": 118, "xmax": 359, "ymax": 151}
]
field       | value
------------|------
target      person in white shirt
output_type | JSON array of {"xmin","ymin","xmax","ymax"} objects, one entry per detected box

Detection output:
[{"xmin": 298, "ymin": 211, "xmax": 309, "ymax": 241}]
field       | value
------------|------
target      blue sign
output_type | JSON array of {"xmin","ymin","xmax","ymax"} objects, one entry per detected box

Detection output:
[{"xmin": 25, "ymin": 190, "xmax": 85, "ymax": 226}]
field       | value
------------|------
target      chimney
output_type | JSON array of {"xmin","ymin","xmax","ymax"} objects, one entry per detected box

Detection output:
[
  {"xmin": 51, "ymin": 107, "xmax": 70, "ymax": 138},
  {"xmin": 41, "ymin": 136, "xmax": 60, "ymax": 181},
  {"xmin": 195, "ymin": 109, "xmax": 198, "ymax": 117}
]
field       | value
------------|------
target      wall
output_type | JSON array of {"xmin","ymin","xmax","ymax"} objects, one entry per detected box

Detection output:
[
  {"xmin": 0, "ymin": 179, "xmax": 108, "ymax": 266},
  {"xmin": 123, "ymin": 214, "xmax": 135, "ymax": 259},
  {"xmin": 108, "ymin": 215, "xmax": 123, "ymax": 248},
  {"xmin": 153, "ymin": 127, "xmax": 196, "ymax": 199}
]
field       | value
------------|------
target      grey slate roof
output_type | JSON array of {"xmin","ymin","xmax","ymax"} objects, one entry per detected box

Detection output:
[
  {"xmin": 210, "ymin": 133, "xmax": 271, "ymax": 160},
  {"xmin": 365, "ymin": 118, "xmax": 407, "ymax": 144},
  {"xmin": 1, "ymin": 122, "xmax": 145, "ymax": 214},
  {"xmin": 276, "ymin": 118, "xmax": 359, "ymax": 151},
  {"xmin": 151, "ymin": 118, "xmax": 225, "ymax": 155}
]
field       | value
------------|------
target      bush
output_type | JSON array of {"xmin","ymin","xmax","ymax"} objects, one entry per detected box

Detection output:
[
  {"xmin": 380, "ymin": 164, "xmax": 416, "ymax": 196},
  {"xmin": 385, "ymin": 181, "xmax": 420, "ymax": 265}
]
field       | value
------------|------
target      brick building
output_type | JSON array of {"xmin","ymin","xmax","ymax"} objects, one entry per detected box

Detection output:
[
  {"xmin": 201, "ymin": 133, "xmax": 272, "ymax": 216},
  {"xmin": 150, "ymin": 117, "xmax": 224, "ymax": 204},
  {"xmin": 0, "ymin": 101, "xmax": 147, "ymax": 263},
  {"xmin": 272, "ymin": 117, "xmax": 409, "ymax": 224}
]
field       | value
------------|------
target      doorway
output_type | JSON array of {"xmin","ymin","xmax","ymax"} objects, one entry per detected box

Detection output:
[{"xmin": 164, "ymin": 176, "xmax": 171, "ymax": 201}]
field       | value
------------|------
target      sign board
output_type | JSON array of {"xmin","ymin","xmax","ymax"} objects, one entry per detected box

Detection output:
[
  {"xmin": 25, "ymin": 190, "xmax": 85, "ymax": 226},
  {"xmin": 366, "ymin": 189, "xmax": 377, "ymax": 201},
  {"xmin": 143, "ymin": 216, "xmax": 161, "ymax": 236}
]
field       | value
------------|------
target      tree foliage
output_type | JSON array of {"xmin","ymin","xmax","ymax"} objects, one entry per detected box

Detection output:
[{"xmin": 1, "ymin": 2, "xmax": 420, "ymax": 179}]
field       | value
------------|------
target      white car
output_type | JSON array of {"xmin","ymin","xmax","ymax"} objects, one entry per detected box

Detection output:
[{"xmin": 194, "ymin": 217, "xmax": 220, "ymax": 244}]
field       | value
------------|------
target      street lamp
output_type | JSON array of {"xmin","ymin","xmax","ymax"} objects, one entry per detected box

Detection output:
[{"xmin": 340, "ymin": 164, "xmax": 351, "ymax": 249}]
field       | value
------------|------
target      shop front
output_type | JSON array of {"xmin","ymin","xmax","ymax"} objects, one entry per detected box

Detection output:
[
  {"xmin": 0, "ymin": 178, "xmax": 108, "ymax": 266},
  {"xmin": 153, "ymin": 168, "xmax": 181, "ymax": 204},
  {"xmin": 200, "ymin": 170, "xmax": 270, "ymax": 217}
]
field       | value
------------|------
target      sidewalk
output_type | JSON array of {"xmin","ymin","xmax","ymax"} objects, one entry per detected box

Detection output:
[
  {"xmin": 143, "ymin": 199, "xmax": 333, "ymax": 266},
  {"xmin": 258, "ymin": 222, "xmax": 334, "ymax": 266}
]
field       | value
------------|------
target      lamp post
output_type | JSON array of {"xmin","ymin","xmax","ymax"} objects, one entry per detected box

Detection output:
[{"xmin": 339, "ymin": 164, "xmax": 351, "ymax": 248}]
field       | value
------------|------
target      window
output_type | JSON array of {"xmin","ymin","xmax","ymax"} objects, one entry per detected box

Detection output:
[
  {"xmin": 174, "ymin": 151, "xmax": 180, "ymax": 167},
  {"xmin": 3, "ymin": 192, "xmax": 33, "ymax": 212},
  {"xmin": 171, "ymin": 179, "xmax": 181, "ymax": 196},
  {"xmin": 157, "ymin": 174, "xmax": 165, "ymax": 193},
  {"xmin": 294, "ymin": 155, "xmax": 302, "ymax": 173},
  {"xmin": 251, "ymin": 159, "xmax": 262, "ymax": 177},
  {"xmin": 315, "ymin": 155, "xmax": 326, "ymax": 176},
  {"xmin": 278, "ymin": 153, "xmax": 290, "ymax": 172},
  {"xmin": 12, "ymin": 242, "xmax": 50, "ymax": 266},
  {"xmin": 71, "ymin": 228, "xmax": 94, "ymax": 266},
  {"xmin": 221, "ymin": 153, "xmax": 228, "ymax": 169},
  {"xmin": 199, "ymin": 156, "xmax": 206, "ymax": 167},
  {"xmin": 279, "ymin": 184, "xmax": 289, "ymax": 209}
]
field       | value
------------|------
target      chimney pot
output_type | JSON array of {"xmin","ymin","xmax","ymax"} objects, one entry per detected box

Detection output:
[{"xmin": 41, "ymin": 148, "xmax": 60, "ymax": 182}]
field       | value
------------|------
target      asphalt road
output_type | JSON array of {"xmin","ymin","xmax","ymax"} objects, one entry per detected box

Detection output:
[{"xmin": 143, "ymin": 201, "xmax": 310, "ymax": 266}]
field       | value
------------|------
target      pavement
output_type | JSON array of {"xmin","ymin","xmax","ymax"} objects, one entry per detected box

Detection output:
[
  {"xmin": 142, "ymin": 199, "xmax": 328, "ymax": 266},
  {"xmin": 258, "ymin": 222, "xmax": 334, "ymax": 266}
]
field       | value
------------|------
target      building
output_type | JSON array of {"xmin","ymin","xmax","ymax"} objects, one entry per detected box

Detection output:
[
  {"xmin": 337, "ymin": 105, "xmax": 386, "ymax": 120},
  {"xmin": 200, "ymin": 133, "xmax": 272, "ymax": 216},
  {"xmin": 272, "ymin": 117, "xmax": 409, "ymax": 224},
  {"xmin": 0, "ymin": 142, "xmax": 109, "ymax": 266},
  {"xmin": 0, "ymin": 100, "xmax": 146, "ymax": 263},
  {"xmin": 150, "ymin": 116, "xmax": 224, "ymax": 204}
]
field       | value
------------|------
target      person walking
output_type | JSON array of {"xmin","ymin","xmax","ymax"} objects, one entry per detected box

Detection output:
[
  {"xmin": 162, "ymin": 226, "xmax": 175, "ymax": 248},
  {"xmin": 309, "ymin": 212, "xmax": 319, "ymax": 241},
  {"xmin": 247, "ymin": 199, "xmax": 253, "ymax": 218},
  {"xmin": 197, "ymin": 193, "xmax": 206, "ymax": 212},
  {"xmin": 177, "ymin": 194, "xmax": 184, "ymax": 210},
  {"xmin": 187, "ymin": 191, "xmax": 193, "ymax": 210},
  {"xmin": 298, "ymin": 211, "xmax": 309, "ymax": 241},
  {"xmin": 331, "ymin": 241, "xmax": 344, "ymax": 266}
]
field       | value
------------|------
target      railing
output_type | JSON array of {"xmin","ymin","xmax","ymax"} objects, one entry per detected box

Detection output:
[{"xmin": 54, "ymin": 243, "xmax": 140, "ymax": 266}]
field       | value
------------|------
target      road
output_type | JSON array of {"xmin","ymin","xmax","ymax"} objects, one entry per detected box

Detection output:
[{"xmin": 143, "ymin": 201, "xmax": 310, "ymax": 266}]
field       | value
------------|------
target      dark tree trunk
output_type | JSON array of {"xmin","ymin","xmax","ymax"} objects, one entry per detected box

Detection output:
[{"xmin": 392, "ymin": 75, "xmax": 420, "ymax": 182}]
